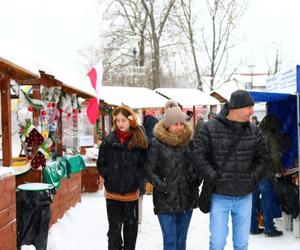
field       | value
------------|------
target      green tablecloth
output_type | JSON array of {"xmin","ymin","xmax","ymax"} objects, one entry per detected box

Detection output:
[
  {"xmin": 43, "ymin": 160, "xmax": 67, "ymax": 191},
  {"xmin": 43, "ymin": 155, "xmax": 85, "ymax": 191},
  {"xmin": 63, "ymin": 155, "xmax": 86, "ymax": 176}
]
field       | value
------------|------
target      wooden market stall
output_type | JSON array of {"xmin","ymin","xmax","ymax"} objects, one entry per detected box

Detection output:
[
  {"xmin": 0, "ymin": 49, "xmax": 40, "ymax": 250},
  {"xmin": 14, "ymin": 71, "xmax": 97, "ymax": 227}
]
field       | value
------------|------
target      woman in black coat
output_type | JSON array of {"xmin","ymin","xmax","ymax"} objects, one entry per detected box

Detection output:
[
  {"xmin": 97, "ymin": 105, "xmax": 148, "ymax": 250},
  {"xmin": 144, "ymin": 106, "xmax": 199, "ymax": 250}
]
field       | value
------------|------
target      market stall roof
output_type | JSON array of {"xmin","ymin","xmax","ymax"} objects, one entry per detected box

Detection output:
[
  {"xmin": 53, "ymin": 73, "xmax": 97, "ymax": 99},
  {"xmin": 20, "ymin": 70, "xmax": 97, "ymax": 99},
  {"xmin": 155, "ymin": 88, "xmax": 220, "ymax": 106},
  {"xmin": 0, "ymin": 46, "xmax": 40, "ymax": 80},
  {"xmin": 249, "ymin": 90, "xmax": 296, "ymax": 103},
  {"xmin": 211, "ymin": 89, "xmax": 295, "ymax": 103},
  {"xmin": 97, "ymin": 86, "xmax": 168, "ymax": 108}
]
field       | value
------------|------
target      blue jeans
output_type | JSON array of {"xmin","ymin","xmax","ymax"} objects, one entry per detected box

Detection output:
[
  {"xmin": 251, "ymin": 178, "xmax": 281, "ymax": 233},
  {"xmin": 209, "ymin": 193, "xmax": 252, "ymax": 250},
  {"xmin": 157, "ymin": 210, "xmax": 193, "ymax": 250}
]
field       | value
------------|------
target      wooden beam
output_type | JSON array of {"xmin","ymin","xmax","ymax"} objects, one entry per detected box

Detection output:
[
  {"xmin": 0, "ymin": 76, "xmax": 12, "ymax": 166},
  {"xmin": 32, "ymin": 85, "xmax": 41, "ymax": 126}
]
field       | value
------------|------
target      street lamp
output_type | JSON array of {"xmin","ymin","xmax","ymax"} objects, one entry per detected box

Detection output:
[
  {"xmin": 129, "ymin": 35, "xmax": 140, "ymax": 86},
  {"xmin": 247, "ymin": 64, "xmax": 255, "ymax": 89}
]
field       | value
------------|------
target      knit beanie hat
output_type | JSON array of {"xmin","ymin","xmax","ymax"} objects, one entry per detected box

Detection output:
[
  {"xmin": 163, "ymin": 107, "xmax": 186, "ymax": 128},
  {"xmin": 229, "ymin": 90, "xmax": 255, "ymax": 109},
  {"xmin": 165, "ymin": 99, "xmax": 179, "ymax": 110},
  {"xmin": 113, "ymin": 105, "xmax": 138, "ymax": 128}
]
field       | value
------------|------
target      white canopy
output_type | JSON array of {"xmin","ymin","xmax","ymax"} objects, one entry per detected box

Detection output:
[
  {"xmin": 0, "ymin": 45, "xmax": 40, "ymax": 79},
  {"xmin": 97, "ymin": 86, "xmax": 168, "ymax": 108},
  {"xmin": 155, "ymin": 88, "xmax": 220, "ymax": 106}
]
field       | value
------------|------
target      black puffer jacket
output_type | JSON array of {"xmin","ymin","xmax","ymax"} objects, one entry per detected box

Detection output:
[
  {"xmin": 193, "ymin": 107, "xmax": 269, "ymax": 196},
  {"xmin": 97, "ymin": 131, "xmax": 146, "ymax": 194},
  {"xmin": 144, "ymin": 120, "xmax": 199, "ymax": 215}
]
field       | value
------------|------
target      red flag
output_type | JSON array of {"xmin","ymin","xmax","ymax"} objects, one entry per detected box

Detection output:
[
  {"xmin": 86, "ymin": 64, "xmax": 102, "ymax": 124},
  {"xmin": 86, "ymin": 98, "xmax": 99, "ymax": 124}
]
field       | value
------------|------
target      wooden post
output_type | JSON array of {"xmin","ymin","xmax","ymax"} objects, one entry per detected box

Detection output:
[
  {"xmin": 0, "ymin": 76, "xmax": 12, "ymax": 166},
  {"xmin": 32, "ymin": 85, "xmax": 41, "ymax": 126}
]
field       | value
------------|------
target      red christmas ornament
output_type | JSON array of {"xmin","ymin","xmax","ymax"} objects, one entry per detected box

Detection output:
[
  {"xmin": 41, "ymin": 110, "xmax": 47, "ymax": 116},
  {"xmin": 47, "ymin": 103, "xmax": 52, "ymax": 108},
  {"xmin": 52, "ymin": 103, "xmax": 56, "ymax": 108},
  {"xmin": 28, "ymin": 106, "xmax": 33, "ymax": 112}
]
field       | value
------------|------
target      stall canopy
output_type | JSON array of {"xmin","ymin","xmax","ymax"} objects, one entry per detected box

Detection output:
[
  {"xmin": 0, "ymin": 46, "xmax": 40, "ymax": 80},
  {"xmin": 249, "ymin": 90, "xmax": 295, "ymax": 103},
  {"xmin": 97, "ymin": 86, "xmax": 168, "ymax": 108},
  {"xmin": 155, "ymin": 88, "xmax": 220, "ymax": 106}
]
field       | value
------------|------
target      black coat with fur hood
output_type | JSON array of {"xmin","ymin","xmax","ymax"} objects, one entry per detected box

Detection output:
[
  {"xmin": 97, "ymin": 131, "xmax": 146, "ymax": 194},
  {"xmin": 144, "ymin": 120, "xmax": 199, "ymax": 215}
]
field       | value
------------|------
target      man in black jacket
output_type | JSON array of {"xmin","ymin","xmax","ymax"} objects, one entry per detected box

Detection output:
[{"xmin": 193, "ymin": 90, "xmax": 269, "ymax": 250}]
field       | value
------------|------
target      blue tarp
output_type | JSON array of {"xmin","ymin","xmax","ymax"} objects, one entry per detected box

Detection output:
[
  {"xmin": 249, "ymin": 90, "xmax": 295, "ymax": 103},
  {"xmin": 249, "ymin": 91, "xmax": 297, "ymax": 169}
]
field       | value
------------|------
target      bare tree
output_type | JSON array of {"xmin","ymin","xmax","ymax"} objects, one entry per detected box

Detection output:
[
  {"xmin": 201, "ymin": 0, "xmax": 247, "ymax": 91},
  {"xmin": 267, "ymin": 46, "xmax": 281, "ymax": 75},
  {"xmin": 141, "ymin": 0, "xmax": 177, "ymax": 89},
  {"xmin": 169, "ymin": 0, "xmax": 203, "ymax": 89}
]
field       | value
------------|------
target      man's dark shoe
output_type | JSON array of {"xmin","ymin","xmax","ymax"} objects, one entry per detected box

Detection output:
[
  {"xmin": 264, "ymin": 229, "xmax": 283, "ymax": 237},
  {"xmin": 250, "ymin": 228, "xmax": 264, "ymax": 235}
]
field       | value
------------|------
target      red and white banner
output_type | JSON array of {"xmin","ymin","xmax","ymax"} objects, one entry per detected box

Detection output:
[{"xmin": 86, "ymin": 63, "xmax": 103, "ymax": 124}]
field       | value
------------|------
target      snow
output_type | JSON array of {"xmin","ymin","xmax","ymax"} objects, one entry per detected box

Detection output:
[{"xmin": 46, "ymin": 191, "xmax": 300, "ymax": 250}]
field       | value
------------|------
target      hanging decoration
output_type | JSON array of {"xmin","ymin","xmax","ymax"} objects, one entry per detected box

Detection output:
[
  {"xmin": 99, "ymin": 100, "xmax": 113, "ymax": 115},
  {"xmin": 18, "ymin": 119, "xmax": 50, "ymax": 169},
  {"xmin": 11, "ymin": 83, "xmax": 46, "ymax": 110}
]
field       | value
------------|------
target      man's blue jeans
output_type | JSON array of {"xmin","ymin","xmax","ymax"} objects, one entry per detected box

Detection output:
[
  {"xmin": 209, "ymin": 193, "xmax": 252, "ymax": 250},
  {"xmin": 251, "ymin": 178, "xmax": 281, "ymax": 233},
  {"xmin": 157, "ymin": 210, "xmax": 193, "ymax": 250}
]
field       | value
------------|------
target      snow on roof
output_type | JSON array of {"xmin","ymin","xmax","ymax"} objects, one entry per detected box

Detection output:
[
  {"xmin": 54, "ymin": 73, "xmax": 97, "ymax": 98},
  {"xmin": 155, "ymin": 88, "xmax": 220, "ymax": 106},
  {"xmin": 0, "ymin": 45, "xmax": 40, "ymax": 79},
  {"xmin": 97, "ymin": 86, "xmax": 168, "ymax": 108}
]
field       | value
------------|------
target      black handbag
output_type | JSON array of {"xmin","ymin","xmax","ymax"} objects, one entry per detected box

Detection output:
[{"xmin": 199, "ymin": 128, "xmax": 245, "ymax": 213}]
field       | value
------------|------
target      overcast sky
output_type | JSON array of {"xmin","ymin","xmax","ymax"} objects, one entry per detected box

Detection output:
[{"xmin": 1, "ymin": 0, "xmax": 300, "ymax": 80}]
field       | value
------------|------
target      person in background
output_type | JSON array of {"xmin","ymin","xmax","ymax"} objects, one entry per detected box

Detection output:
[
  {"xmin": 207, "ymin": 111, "xmax": 216, "ymax": 120},
  {"xmin": 97, "ymin": 105, "xmax": 148, "ymax": 250},
  {"xmin": 251, "ymin": 115, "xmax": 260, "ymax": 126},
  {"xmin": 144, "ymin": 104, "xmax": 199, "ymax": 250},
  {"xmin": 143, "ymin": 109, "xmax": 158, "ymax": 142},
  {"xmin": 251, "ymin": 114, "xmax": 284, "ymax": 237},
  {"xmin": 193, "ymin": 90, "xmax": 269, "ymax": 250}
]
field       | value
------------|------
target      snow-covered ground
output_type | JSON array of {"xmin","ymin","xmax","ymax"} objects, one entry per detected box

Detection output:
[{"xmin": 46, "ymin": 191, "xmax": 300, "ymax": 250}]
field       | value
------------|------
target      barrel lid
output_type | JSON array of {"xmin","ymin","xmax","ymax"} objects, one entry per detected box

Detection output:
[{"xmin": 17, "ymin": 183, "xmax": 53, "ymax": 191}]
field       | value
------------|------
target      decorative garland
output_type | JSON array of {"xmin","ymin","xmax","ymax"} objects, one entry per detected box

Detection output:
[{"xmin": 99, "ymin": 100, "xmax": 113, "ymax": 115}]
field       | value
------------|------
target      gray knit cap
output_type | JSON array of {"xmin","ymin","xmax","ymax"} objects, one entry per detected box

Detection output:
[{"xmin": 163, "ymin": 107, "xmax": 186, "ymax": 128}]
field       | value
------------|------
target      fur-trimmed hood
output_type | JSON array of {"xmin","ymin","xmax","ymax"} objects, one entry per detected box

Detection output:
[{"xmin": 153, "ymin": 120, "xmax": 192, "ymax": 146}]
